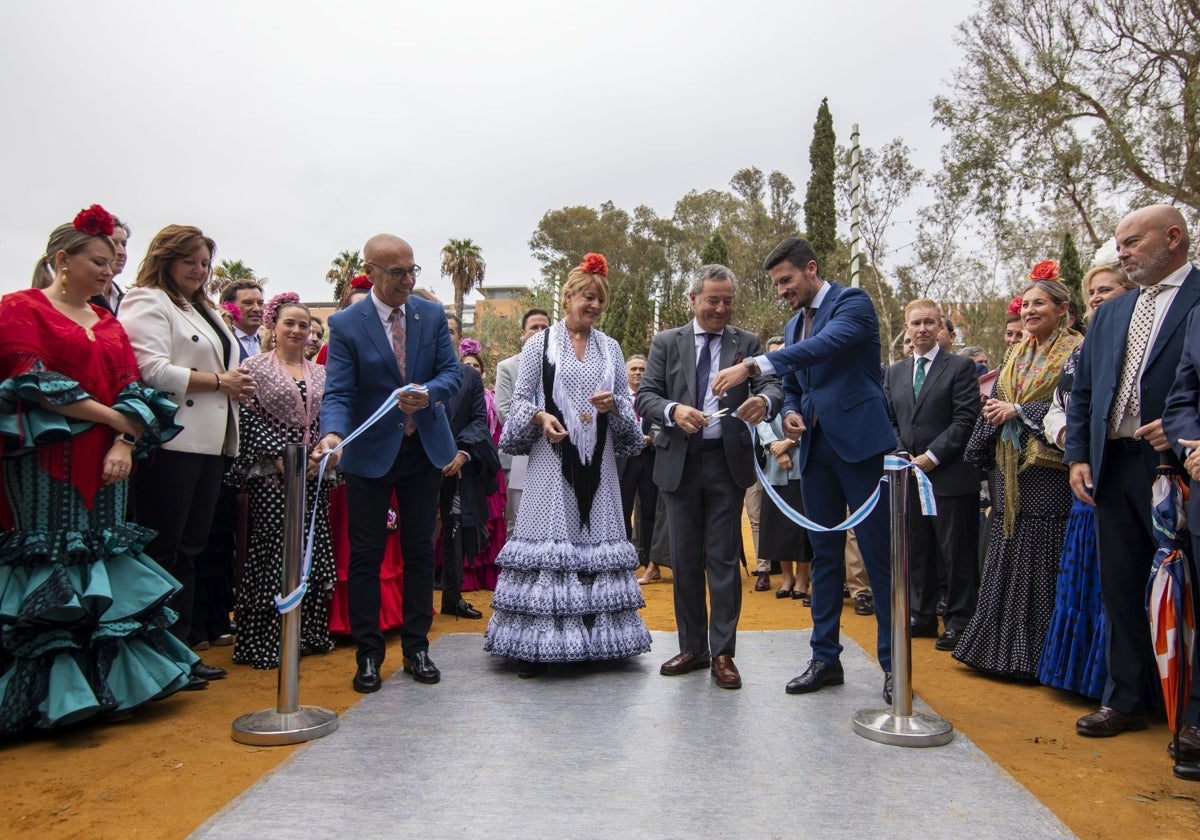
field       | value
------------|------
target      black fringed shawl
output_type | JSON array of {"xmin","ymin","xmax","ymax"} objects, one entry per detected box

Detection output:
[{"xmin": 541, "ymin": 331, "xmax": 607, "ymax": 529}]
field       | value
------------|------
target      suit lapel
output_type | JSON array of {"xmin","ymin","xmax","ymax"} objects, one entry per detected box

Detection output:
[
  {"xmin": 720, "ymin": 326, "xmax": 739, "ymax": 369},
  {"xmin": 362, "ymin": 303, "xmax": 402, "ymax": 384},
  {"xmin": 1145, "ymin": 268, "xmax": 1200, "ymax": 371},
  {"xmin": 405, "ymin": 302, "xmax": 421, "ymax": 383},
  {"xmin": 914, "ymin": 352, "xmax": 948, "ymax": 412},
  {"xmin": 179, "ymin": 304, "xmax": 225, "ymax": 368},
  {"xmin": 677, "ymin": 326, "xmax": 696, "ymax": 407}
]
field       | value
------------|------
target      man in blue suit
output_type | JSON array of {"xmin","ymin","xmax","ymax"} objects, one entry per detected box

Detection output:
[
  {"xmin": 713, "ymin": 237, "xmax": 898, "ymax": 702},
  {"xmin": 1066, "ymin": 205, "xmax": 1199, "ymax": 737},
  {"xmin": 316, "ymin": 234, "xmax": 462, "ymax": 693}
]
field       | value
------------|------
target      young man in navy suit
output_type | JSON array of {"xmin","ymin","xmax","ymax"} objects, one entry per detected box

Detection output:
[
  {"xmin": 713, "ymin": 237, "xmax": 898, "ymax": 703},
  {"xmin": 316, "ymin": 234, "xmax": 462, "ymax": 693}
]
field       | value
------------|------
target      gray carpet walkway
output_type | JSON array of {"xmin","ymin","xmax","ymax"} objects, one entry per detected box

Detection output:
[{"xmin": 193, "ymin": 630, "xmax": 1074, "ymax": 839}]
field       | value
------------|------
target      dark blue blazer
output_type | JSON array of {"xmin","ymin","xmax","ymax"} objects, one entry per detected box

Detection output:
[
  {"xmin": 320, "ymin": 294, "xmax": 462, "ymax": 478},
  {"xmin": 1064, "ymin": 266, "xmax": 1200, "ymax": 487},
  {"xmin": 1162, "ymin": 304, "xmax": 1200, "ymax": 522},
  {"xmin": 766, "ymin": 281, "xmax": 897, "ymax": 470}
]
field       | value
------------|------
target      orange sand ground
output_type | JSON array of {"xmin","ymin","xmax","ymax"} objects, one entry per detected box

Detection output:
[{"xmin": 3, "ymin": 549, "xmax": 1200, "ymax": 838}]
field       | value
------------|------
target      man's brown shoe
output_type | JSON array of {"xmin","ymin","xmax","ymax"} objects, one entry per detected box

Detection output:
[
  {"xmin": 710, "ymin": 654, "xmax": 742, "ymax": 689},
  {"xmin": 660, "ymin": 651, "xmax": 711, "ymax": 676},
  {"xmin": 1076, "ymin": 706, "xmax": 1147, "ymax": 737}
]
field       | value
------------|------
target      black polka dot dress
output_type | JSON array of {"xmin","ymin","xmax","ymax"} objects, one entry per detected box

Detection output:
[{"xmin": 229, "ymin": 378, "xmax": 335, "ymax": 670}]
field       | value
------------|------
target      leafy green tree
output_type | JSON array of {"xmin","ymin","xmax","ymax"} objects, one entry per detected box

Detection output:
[
  {"xmin": 1059, "ymin": 234, "xmax": 1084, "ymax": 316},
  {"xmin": 934, "ymin": 0, "xmax": 1200, "ymax": 246},
  {"xmin": 209, "ymin": 259, "xmax": 265, "ymax": 297},
  {"xmin": 325, "ymin": 249, "xmax": 363, "ymax": 303},
  {"xmin": 804, "ymin": 97, "xmax": 838, "ymax": 267},
  {"xmin": 440, "ymin": 238, "xmax": 487, "ymax": 323}
]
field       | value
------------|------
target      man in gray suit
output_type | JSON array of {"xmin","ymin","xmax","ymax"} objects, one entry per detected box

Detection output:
[
  {"xmin": 884, "ymin": 299, "xmax": 981, "ymax": 652},
  {"xmin": 494, "ymin": 308, "xmax": 551, "ymax": 536},
  {"xmin": 636, "ymin": 265, "xmax": 782, "ymax": 689}
]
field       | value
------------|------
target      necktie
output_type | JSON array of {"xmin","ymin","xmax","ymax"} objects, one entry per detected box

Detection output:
[
  {"xmin": 388, "ymin": 307, "xmax": 416, "ymax": 435},
  {"xmin": 689, "ymin": 333, "xmax": 718, "ymax": 453},
  {"xmin": 802, "ymin": 307, "xmax": 816, "ymax": 340},
  {"xmin": 388, "ymin": 307, "xmax": 407, "ymax": 380},
  {"xmin": 1110, "ymin": 284, "xmax": 1165, "ymax": 435},
  {"xmin": 914, "ymin": 356, "xmax": 928, "ymax": 398}
]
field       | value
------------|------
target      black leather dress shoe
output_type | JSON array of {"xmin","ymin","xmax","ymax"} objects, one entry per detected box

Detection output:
[
  {"xmin": 353, "ymin": 657, "xmax": 381, "ymax": 693},
  {"xmin": 193, "ymin": 660, "xmax": 227, "ymax": 681},
  {"xmin": 517, "ymin": 660, "xmax": 547, "ymax": 679},
  {"xmin": 785, "ymin": 660, "xmax": 845, "ymax": 694},
  {"xmin": 910, "ymin": 618, "xmax": 939, "ymax": 638},
  {"xmin": 442, "ymin": 598, "xmax": 483, "ymax": 619},
  {"xmin": 181, "ymin": 674, "xmax": 209, "ymax": 691},
  {"xmin": 403, "ymin": 651, "xmax": 441, "ymax": 684},
  {"xmin": 1076, "ymin": 706, "xmax": 1147, "ymax": 737},
  {"xmin": 934, "ymin": 628, "xmax": 962, "ymax": 651},
  {"xmin": 1168, "ymin": 725, "xmax": 1200, "ymax": 761},
  {"xmin": 883, "ymin": 672, "xmax": 894, "ymax": 704}
]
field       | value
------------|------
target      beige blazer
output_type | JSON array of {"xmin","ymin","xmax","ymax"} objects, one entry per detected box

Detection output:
[{"xmin": 120, "ymin": 287, "xmax": 239, "ymax": 456}]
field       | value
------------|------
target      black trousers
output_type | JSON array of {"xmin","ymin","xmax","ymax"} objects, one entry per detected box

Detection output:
[
  {"xmin": 620, "ymin": 450, "xmax": 657, "ymax": 556},
  {"xmin": 1096, "ymin": 440, "xmax": 1167, "ymax": 713},
  {"xmin": 344, "ymin": 438, "xmax": 442, "ymax": 664},
  {"xmin": 133, "ymin": 449, "xmax": 226, "ymax": 644},
  {"xmin": 908, "ymin": 488, "xmax": 979, "ymax": 631}
]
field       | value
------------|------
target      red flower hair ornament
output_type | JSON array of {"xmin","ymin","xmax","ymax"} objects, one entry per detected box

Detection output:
[
  {"xmin": 73, "ymin": 204, "xmax": 115, "ymax": 237},
  {"xmin": 1028, "ymin": 260, "xmax": 1061, "ymax": 281},
  {"xmin": 580, "ymin": 253, "xmax": 609, "ymax": 277},
  {"xmin": 458, "ymin": 337, "xmax": 482, "ymax": 357},
  {"xmin": 1008, "ymin": 297, "xmax": 1023, "ymax": 316},
  {"xmin": 350, "ymin": 274, "xmax": 372, "ymax": 290}
]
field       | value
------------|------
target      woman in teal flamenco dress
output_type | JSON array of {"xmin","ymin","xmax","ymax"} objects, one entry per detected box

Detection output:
[{"xmin": 0, "ymin": 205, "xmax": 190, "ymax": 733}]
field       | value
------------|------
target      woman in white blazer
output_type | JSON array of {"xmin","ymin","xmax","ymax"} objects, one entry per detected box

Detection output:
[{"xmin": 120, "ymin": 225, "xmax": 257, "ymax": 689}]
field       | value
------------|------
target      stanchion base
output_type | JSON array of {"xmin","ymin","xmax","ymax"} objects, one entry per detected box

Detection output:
[
  {"xmin": 851, "ymin": 708, "xmax": 954, "ymax": 748},
  {"xmin": 231, "ymin": 706, "xmax": 339, "ymax": 746}
]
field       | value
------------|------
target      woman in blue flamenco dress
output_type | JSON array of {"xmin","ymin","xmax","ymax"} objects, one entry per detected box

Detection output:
[{"xmin": 0, "ymin": 205, "xmax": 190, "ymax": 733}]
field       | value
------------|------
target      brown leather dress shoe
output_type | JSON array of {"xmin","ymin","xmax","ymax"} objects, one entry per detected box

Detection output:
[
  {"xmin": 1076, "ymin": 706, "xmax": 1147, "ymax": 737},
  {"xmin": 1168, "ymin": 725, "xmax": 1200, "ymax": 761},
  {"xmin": 710, "ymin": 654, "xmax": 742, "ymax": 689},
  {"xmin": 660, "ymin": 651, "xmax": 711, "ymax": 676}
]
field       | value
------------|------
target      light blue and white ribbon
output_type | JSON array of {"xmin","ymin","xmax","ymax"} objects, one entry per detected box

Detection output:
[
  {"xmin": 274, "ymin": 385, "xmax": 426, "ymax": 614},
  {"xmin": 750, "ymin": 427, "xmax": 937, "ymax": 534}
]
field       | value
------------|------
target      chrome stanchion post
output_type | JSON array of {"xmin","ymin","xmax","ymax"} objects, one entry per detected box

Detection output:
[
  {"xmin": 852, "ymin": 456, "xmax": 953, "ymax": 747},
  {"xmin": 232, "ymin": 443, "xmax": 338, "ymax": 746}
]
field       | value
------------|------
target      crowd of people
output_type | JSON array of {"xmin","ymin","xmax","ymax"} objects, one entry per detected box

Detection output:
[{"xmin": 0, "ymin": 202, "xmax": 1197, "ymax": 781}]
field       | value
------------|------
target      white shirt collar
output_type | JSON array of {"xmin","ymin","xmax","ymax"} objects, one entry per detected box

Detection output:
[
  {"xmin": 691, "ymin": 319, "xmax": 724, "ymax": 337},
  {"xmin": 370, "ymin": 290, "xmax": 404, "ymax": 320},
  {"xmin": 1154, "ymin": 261, "xmax": 1194, "ymax": 290},
  {"xmin": 810, "ymin": 281, "xmax": 831, "ymax": 310},
  {"xmin": 915, "ymin": 345, "xmax": 940, "ymax": 365}
]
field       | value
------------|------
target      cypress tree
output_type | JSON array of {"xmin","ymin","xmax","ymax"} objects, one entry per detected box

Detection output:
[
  {"xmin": 699, "ymin": 232, "xmax": 730, "ymax": 265},
  {"xmin": 1059, "ymin": 234, "xmax": 1084, "ymax": 315},
  {"xmin": 803, "ymin": 97, "xmax": 837, "ymax": 268},
  {"xmin": 623, "ymin": 275, "xmax": 653, "ymax": 357}
]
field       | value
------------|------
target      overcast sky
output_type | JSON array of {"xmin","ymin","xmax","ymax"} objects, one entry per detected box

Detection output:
[{"xmin": 0, "ymin": 0, "xmax": 971, "ymax": 304}]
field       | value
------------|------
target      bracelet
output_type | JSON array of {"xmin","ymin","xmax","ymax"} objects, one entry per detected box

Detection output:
[{"xmin": 214, "ymin": 373, "xmax": 222, "ymax": 392}]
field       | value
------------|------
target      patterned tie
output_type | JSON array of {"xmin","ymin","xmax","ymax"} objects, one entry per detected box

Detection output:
[
  {"xmin": 914, "ymin": 356, "xmax": 928, "ymax": 398},
  {"xmin": 689, "ymin": 333, "xmax": 718, "ymax": 453},
  {"xmin": 388, "ymin": 307, "xmax": 416, "ymax": 435},
  {"xmin": 1110, "ymin": 284, "xmax": 1165, "ymax": 435}
]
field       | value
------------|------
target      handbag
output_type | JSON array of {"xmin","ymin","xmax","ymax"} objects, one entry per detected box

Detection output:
[{"xmin": 1027, "ymin": 437, "xmax": 1067, "ymax": 471}]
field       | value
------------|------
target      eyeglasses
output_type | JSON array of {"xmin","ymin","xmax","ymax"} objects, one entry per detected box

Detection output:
[{"xmin": 366, "ymin": 261, "xmax": 422, "ymax": 281}]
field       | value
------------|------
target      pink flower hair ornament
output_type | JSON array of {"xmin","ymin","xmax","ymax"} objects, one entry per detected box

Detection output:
[{"xmin": 263, "ymin": 291, "xmax": 301, "ymax": 329}]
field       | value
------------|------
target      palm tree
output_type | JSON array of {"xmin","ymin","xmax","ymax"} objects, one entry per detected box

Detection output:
[
  {"xmin": 209, "ymin": 259, "xmax": 264, "ymax": 297},
  {"xmin": 325, "ymin": 249, "xmax": 363, "ymax": 303},
  {"xmin": 440, "ymin": 238, "xmax": 486, "ymax": 324}
]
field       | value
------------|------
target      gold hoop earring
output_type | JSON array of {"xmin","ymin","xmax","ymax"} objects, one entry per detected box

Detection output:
[{"xmin": 60, "ymin": 267, "xmax": 69, "ymax": 298}]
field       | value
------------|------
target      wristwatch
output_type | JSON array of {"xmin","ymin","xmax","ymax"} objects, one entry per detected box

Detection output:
[
  {"xmin": 116, "ymin": 432, "xmax": 137, "ymax": 446},
  {"xmin": 743, "ymin": 357, "xmax": 759, "ymax": 376}
]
